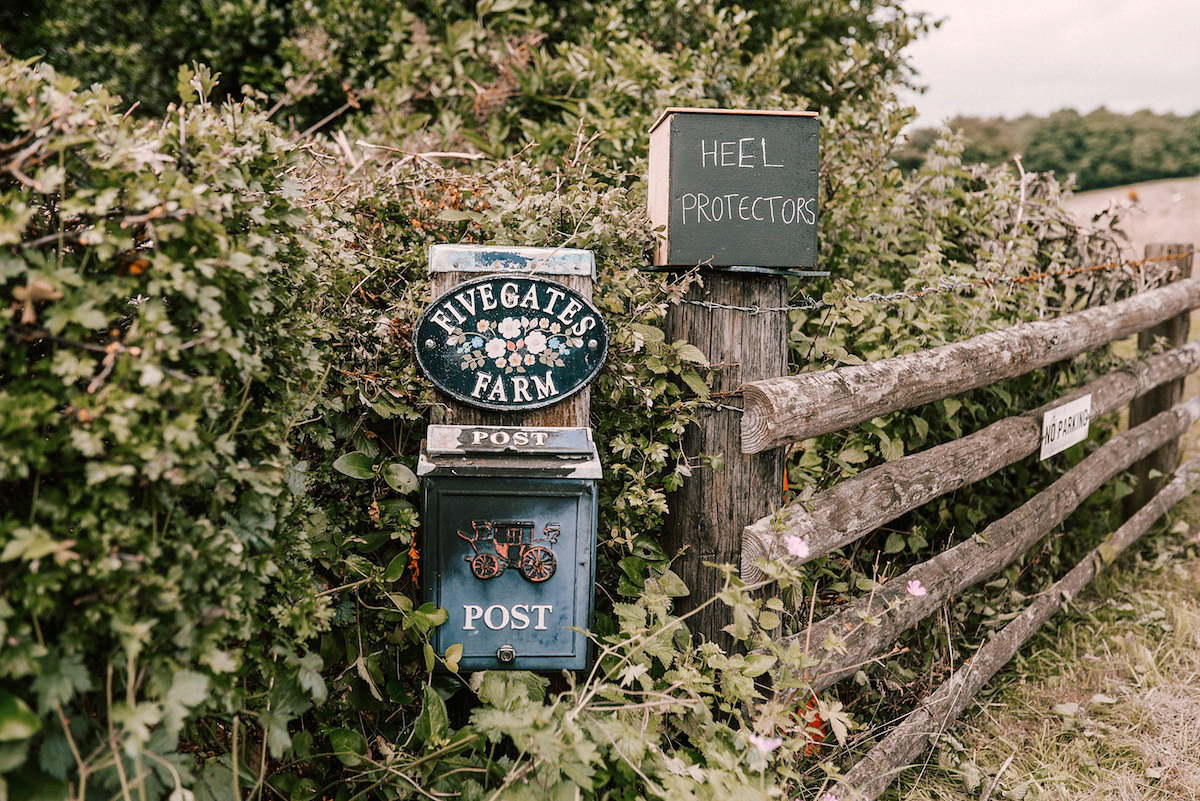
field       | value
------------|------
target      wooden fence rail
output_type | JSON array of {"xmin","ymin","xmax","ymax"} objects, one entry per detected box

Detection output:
[
  {"xmin": 828, "ymin": 456, "xmax": 1200, "ymax": 801},
  {"xmin": 741, "ymin": 340, "xmax": 1200, "ymax": 583},
  {"xmin": 727, "ymin": 245, "xmax": 1197, "ymax": 800},
  {"xmin": 740, "ymin": 275, "xmax": 1200, "ymax": 453}
]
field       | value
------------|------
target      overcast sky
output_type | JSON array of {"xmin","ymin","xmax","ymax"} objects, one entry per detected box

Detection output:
[{"xmin": 901, "ymin": 1, "xmax": 1200, "ymax": 127}]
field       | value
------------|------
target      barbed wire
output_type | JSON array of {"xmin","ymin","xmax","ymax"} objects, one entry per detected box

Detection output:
[{"xmin": 681, "ymin": 251, "xmax": 1194, "ymax": 315}]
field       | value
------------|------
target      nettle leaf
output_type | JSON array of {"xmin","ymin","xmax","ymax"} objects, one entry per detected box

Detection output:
[
  {"xmin": 674, "ymin": 342, "xmax": 709, "ymax": 366},
  {"xmin": 31, "ymin": 653, "xmax": 92, "ymax": 714},
  {"xmin": 332, "ymin": 451, "xmax": 375, "ymax": 480}
]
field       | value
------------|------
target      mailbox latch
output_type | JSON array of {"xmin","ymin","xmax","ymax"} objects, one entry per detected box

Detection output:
[{"xmin": 496, "ymin": 645, "xmax": 516, "ymax": 663}]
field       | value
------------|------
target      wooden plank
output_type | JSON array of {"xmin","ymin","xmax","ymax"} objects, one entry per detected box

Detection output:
[
  {"xmin": 770, "ymin": 394, "xmax": 1200, "ymax": 697},
  {"xmin": 662, "ymin": 272, "xmax": 787, "ymax": 647},
  {"xmin": 741, "ymin": 278, "xmax": 1200, "ymax": 454},
  {"xmin": 741, "ymin": 341, "xmax": 1200, "ymax": 582},
  {"xmin": 828, "ymin": 455, "xmax": 1200, "ymax": 801},
  {"xmin": 1127, "ymin": 244, "xmax": 1194, "ymax": 514}
]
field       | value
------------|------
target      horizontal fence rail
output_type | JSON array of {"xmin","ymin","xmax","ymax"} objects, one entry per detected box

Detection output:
[
  {"xmin": 742, "ymin": 341, "xmax": 1200, "ymax": 583},
  {"xmin": 771, "ymin": 394, "xmax": 1200, "ymax": 697},
  {"xmin": 737, "ymin": 245, "xmax": 1197, "ymax": 800},
  {"xmin": 740, "ymin": 277, "xmax": 1200, "ymax": 454},
  {"xmin": 828, "ymin": 455, "xmax": 1200, "ymax": 801}
]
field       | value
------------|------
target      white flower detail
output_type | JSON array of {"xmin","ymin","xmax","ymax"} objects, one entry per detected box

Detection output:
[
  {"xmin": 747, "ymin": 734, "xmax": 783, "ymax": 753},
  {"xmin": 525, "ymin": 330, "xmax": 548, "ymax": 354},
  {"xmin": 784, "ymin": 536, "xmax": 810, "ymax": 559},
  {"xmin": 906, "ymin": 579, "xmax": 927, "ymax": 597},
  {"xmin": 507, "ymin": 352, "xmax": 523, "ymax": 368},
  {"xmin": 485, "ymin": 338, "xmax": 507, "ymax": 358},
  {"xmin": 498, "ymin": 317, "xmax": 521, "ymax": 338}
]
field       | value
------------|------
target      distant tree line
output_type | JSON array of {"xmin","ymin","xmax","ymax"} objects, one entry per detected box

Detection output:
[{"xmin": 897, "ymin": 108, "xmax": 1200, "ymax": 191}]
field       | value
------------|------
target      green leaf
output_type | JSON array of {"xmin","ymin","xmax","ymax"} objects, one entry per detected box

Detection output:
[
  {"xmin": 328, "ymin": 728, "xmax": 368, "ymax": 766},
  {"xmin": 630, "ymin": 323, "xmax": 665, "ymax": 343},
  {"xmin": 382, "ymin": 463, "xmax": 418, "ymax": 494},
  {"xmin": 384, "ymin": 551, "xmax": 410, "ymax": 582},
  {"xmin": 656, "ymin": 569, "xmax": 689, "ymax": 597},
  {"xmin": 332, "ymin": 451, "xmax": 375, "ymax": 480},
  {"xmin": 675, "ymin": 343, "xmax": 710, "ymax": 366},
  {"xmin": 0, "ymin": 692, "xmax": 40, "ymax": 741},
  {"xmin": 423, "ymin": 642, "xmax": 435, "ymax": 673},
  {"xmin": 883, "ymin": 532, "xmax": 906, "ymax": 554},
  {"xmin": 290, "ymin": 778, "xmax": 320, "ymax": 801},
  {"xmin": 444, "ymin": 643, "xmax": 463, "ymax": 674},
  {"xmin": 162, "ymin": 669, "xmax": 209, "ymax": 741},
  {"xmin": 680, "ymin": 369, "xmax": 710, "ymax": 399},
  {"xmin": 1097, "ymin": 543, "xmax": 1119, "ymax": 567},
  {"xmin": 436, "ymin": 209, "xmax": 483, "ymax": 222},
  {"xmin": 413, "ymin": 684, "xmax": 449, "ymax": 746}
]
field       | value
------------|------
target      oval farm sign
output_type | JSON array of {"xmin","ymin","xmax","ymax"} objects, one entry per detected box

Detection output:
[{"xmin": 414, "ymin": 275, "xmax": 609, "ymax": 411}]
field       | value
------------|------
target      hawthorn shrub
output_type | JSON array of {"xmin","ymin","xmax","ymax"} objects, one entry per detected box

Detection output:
[{"xmin": 0, "ymin": 15, "xmax": 1142, "ymax": 801}]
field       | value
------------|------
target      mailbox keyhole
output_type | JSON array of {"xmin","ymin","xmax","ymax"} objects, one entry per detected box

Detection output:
[{"xmin": 496, "ymin": 645, "xmax": 516, "ymax": 663}]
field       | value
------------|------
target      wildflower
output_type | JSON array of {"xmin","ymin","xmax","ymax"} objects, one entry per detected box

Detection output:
[
  {"xmin": 906, "ymin": 579, "xmax": 927, "ymax": 597},
  {"xmin": 747, "ymin": 733, "xmax": 783, "ymax": 753},
  {"xmin": 784, "ymin": 536, "xmax": 810, "ymax": 559}
]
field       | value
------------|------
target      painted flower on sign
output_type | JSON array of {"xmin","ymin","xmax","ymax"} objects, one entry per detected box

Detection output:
[
  {"xmin": 449, "ymin": 315, "xmax": 579, "ymax": 376},
  {"xmin": 485, "ymin": 338, "xmax": 507, "ymax": 359},
  {"xmin": 498, "ymin": 317, "xmax": 521, "ymax": 338}
]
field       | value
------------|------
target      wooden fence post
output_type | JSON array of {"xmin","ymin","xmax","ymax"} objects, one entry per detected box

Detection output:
[
  {"xmin": 662, "ymin": 272, "xmax": 788, "ymax": 647},
  {"xmin": 1127, "ymin": 243, "xmax": 1194, "ymax": 515}
]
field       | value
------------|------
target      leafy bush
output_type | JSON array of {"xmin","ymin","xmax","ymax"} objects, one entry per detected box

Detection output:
[
  {"xmin": 0, "ymin": 0, "xmax": 1149, "ymax": 797},
  {"xmin": 0, "ymin": 59, "xmax": 343, "ymax": 799}
]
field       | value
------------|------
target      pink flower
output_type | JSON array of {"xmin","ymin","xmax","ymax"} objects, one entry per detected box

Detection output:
[
  {"xmin": 784, "ymin": 536, "xmax": 810, "ymax": 559},
  {"xmin": 747, "ymin": 733, "xmax": 783, "ymax": 753},
  {"xmin": 822, "ymin": 793, "xmax": 839, "ymax": 801},
  {"xmin": 906, "ymin": 579, "xmax": 927, "ymax": 597}
]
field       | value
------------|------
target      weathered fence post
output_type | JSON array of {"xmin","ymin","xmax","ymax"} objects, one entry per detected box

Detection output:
[
  {"xmin": 662, "ymin": 273, "xmax": 787, "ymax": 647},
  {"xmin": 1127, "ymin": 242, "xmax": 1194, "ymax": 514}
]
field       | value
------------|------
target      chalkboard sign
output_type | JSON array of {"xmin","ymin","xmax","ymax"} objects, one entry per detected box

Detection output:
[{"xmin": 648, "ymin": 108, "xmax": 819, "ymax": 270}]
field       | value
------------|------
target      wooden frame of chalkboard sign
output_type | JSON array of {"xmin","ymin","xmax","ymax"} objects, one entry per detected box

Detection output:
[{"xmin": 647, "ymin": 107, "xmax": 824, "ymax": 275}]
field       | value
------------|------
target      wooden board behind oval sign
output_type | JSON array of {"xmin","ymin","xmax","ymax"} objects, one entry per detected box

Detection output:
[
  {"xmin": 414, "ymin": 274, "xmax": 609, "ymax": 411},
  {"xmin": 648, "ymin": 107, "xmax": 820, "ymax": 270}
]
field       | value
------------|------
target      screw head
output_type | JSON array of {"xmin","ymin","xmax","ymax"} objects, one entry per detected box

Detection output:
[
  {"xmin": 588, "ymin": 339, "xmax": 598, "ymax": 350},
  {"xmin": 424, "ymin": 339, "xmax": 437, "ymax": 349},
  {"xmin": 496, "ymin": 645, "xmax": 516, "ymax": 663}
]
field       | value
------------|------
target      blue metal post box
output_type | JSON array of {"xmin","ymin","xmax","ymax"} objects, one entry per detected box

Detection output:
[{"xmin": 419, "ymin": 424, "xmax": 600, "ymax": 671}]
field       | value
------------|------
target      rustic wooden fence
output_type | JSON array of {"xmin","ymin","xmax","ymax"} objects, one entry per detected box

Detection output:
[{"xmin": 711, "ymin": 244, "xmax": 1198, "ymax": 799}]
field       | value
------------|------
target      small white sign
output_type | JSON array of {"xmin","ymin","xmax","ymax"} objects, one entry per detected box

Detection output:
[{"xmin": 1040, "ymin": 393, "xmax": 1092, "ymax": 459}]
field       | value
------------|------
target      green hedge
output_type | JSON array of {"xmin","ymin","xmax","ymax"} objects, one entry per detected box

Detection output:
[{"xmin": 0, "ymin": 5, "xmax": 1142, "ymax": 797}]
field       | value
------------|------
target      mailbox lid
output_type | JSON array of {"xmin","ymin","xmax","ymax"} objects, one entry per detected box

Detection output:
[
  {"xmin": 418, "ymin": 425, "xmax": 602, "ymax": 479},
  {"xmin": 424, "ymin": 475, "xmax": 596, "ymax": 671}
]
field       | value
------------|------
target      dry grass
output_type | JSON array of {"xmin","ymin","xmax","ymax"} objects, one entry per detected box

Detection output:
[{"xmin": 894, "ymin": 506, "xmax": 1200, "ymax": 801}]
